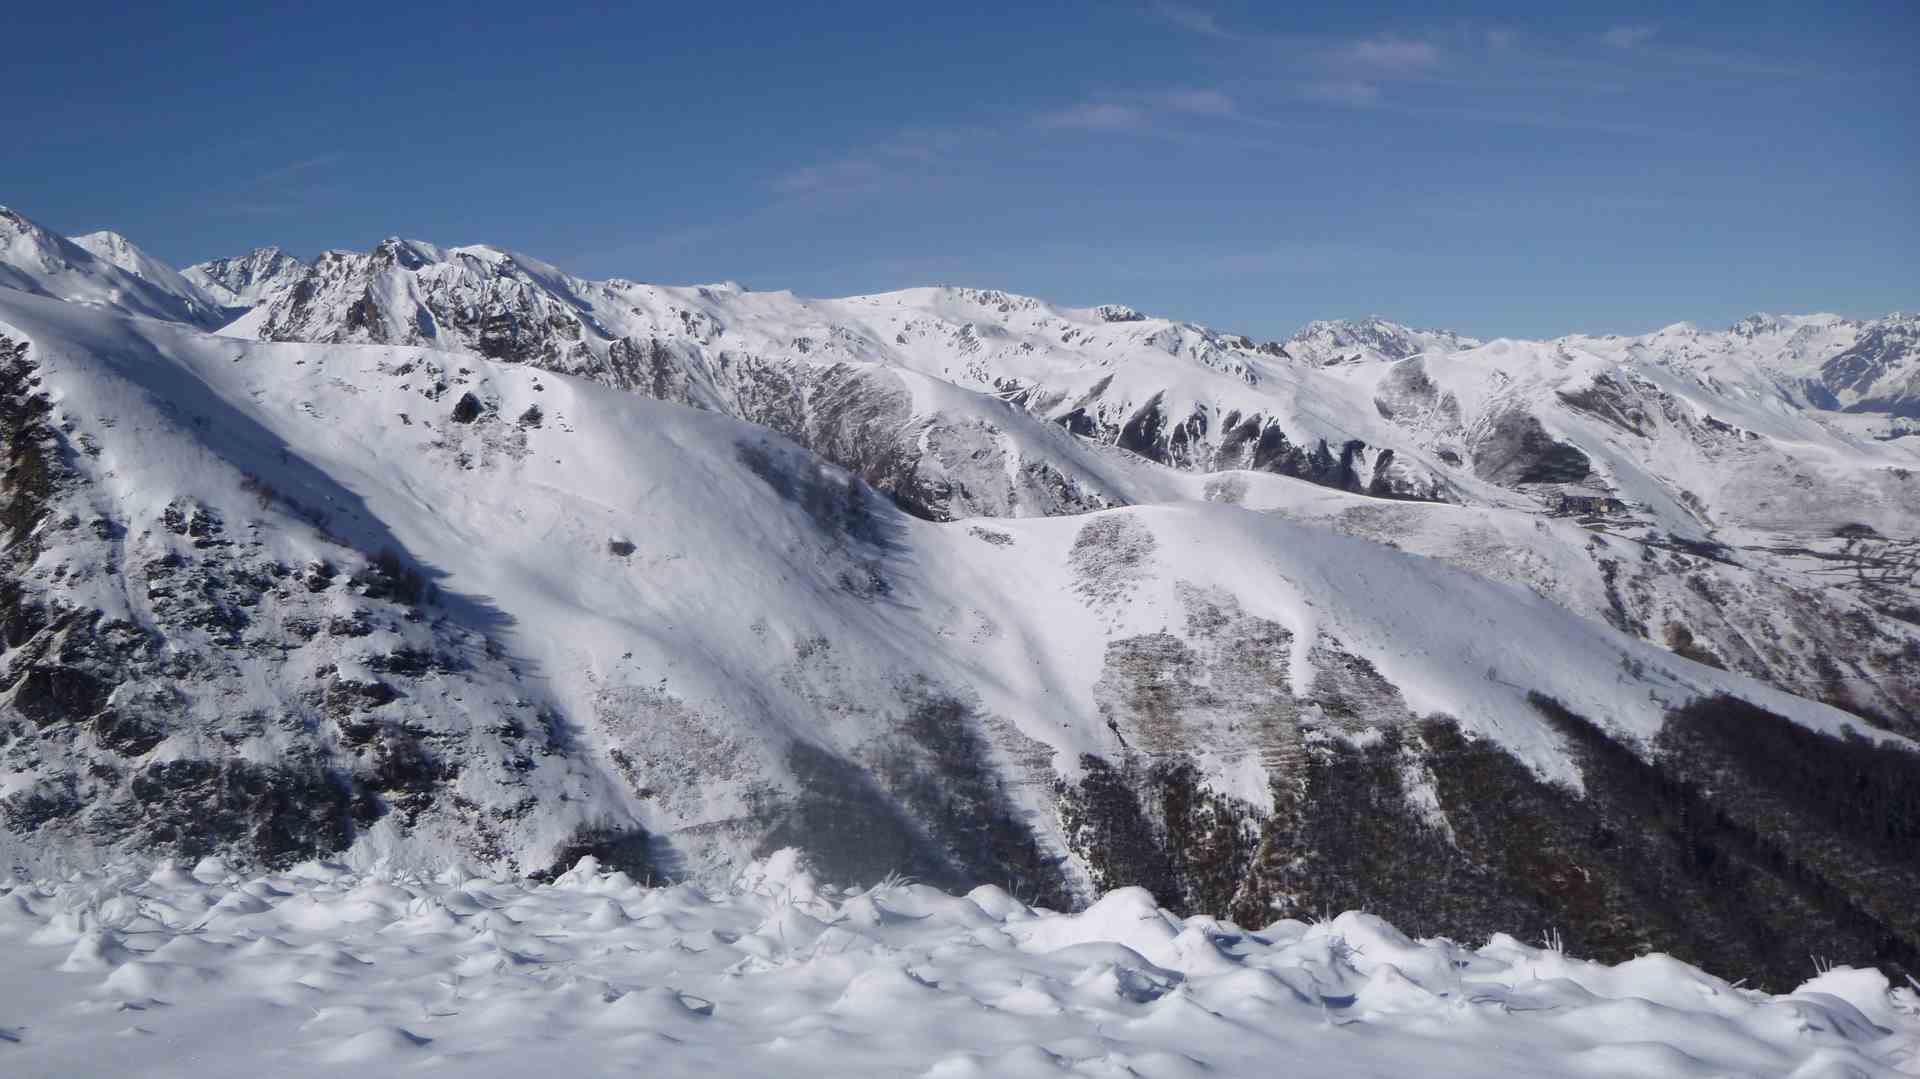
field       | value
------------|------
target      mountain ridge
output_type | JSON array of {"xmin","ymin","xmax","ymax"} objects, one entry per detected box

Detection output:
[{"xmin": 1, "ymin": 206, "xmax": 1917, "ymax": 987}]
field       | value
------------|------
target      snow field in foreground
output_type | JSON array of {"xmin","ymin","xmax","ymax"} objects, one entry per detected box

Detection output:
[{"xmin": 1, "ymin": 852, "xmax": 1916, "ymax": 1078}]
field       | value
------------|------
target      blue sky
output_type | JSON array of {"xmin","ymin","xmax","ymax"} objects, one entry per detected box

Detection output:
[{"xmin": 7, "ymin": 1, "xmax": 1915, "ymax": 339}]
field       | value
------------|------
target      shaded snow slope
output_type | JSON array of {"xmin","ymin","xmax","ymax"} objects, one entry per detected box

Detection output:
[{"xmin": 1, "ymin": 853, "xmax": 1914, "ymax": 1079}]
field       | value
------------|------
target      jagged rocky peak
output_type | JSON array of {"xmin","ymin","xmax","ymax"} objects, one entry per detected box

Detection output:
[
  {"xmin": 0, "ymin": 205, "xmax": 42, "ymax": 242},
  {"xmin": 184, "ymin": 245, "xmax": 309, "ymax": 308},
  {"xmin": 1820, "ymin": 312, "xmax": 1920, "ymax": 415},
  {"xmin": 1283, "ymin": 315, "xmax": 1480, "ymax": 366}
]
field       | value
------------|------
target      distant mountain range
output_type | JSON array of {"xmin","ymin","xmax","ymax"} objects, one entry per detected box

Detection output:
[{"xmin": 1, "ymin": 204, "xmax": 1915, "ymax": 989}]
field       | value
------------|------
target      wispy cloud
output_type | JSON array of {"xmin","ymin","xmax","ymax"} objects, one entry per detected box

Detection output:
[
  {"xmin": 209, "ymin": 153, "xmax": 349, "ymax": 218},
  {"xmin": 1348, "ymin": 36, "xmax": 1444, "ymax": 71},
  {"xmin": 247, "ymin": 153, "xmax": 348, "ymax": 188},
  {"xmin": 1035, "ymin": 101, "xmax": 1148, "ymax": 132},
  {"xmin": 1601, "ymin": 24, "xmax": 1659, "ymax": 49},
  {"xmin": 1298, "ymin": 81, "xmax": 1382, "ymax": 108},
  {"xmin": 1148, "ymin": 1, "xmax": 1241, "ymax": 40},
  {"xmin": 1034, "ymin": 87, "xmax": 1239, "ymax": 133},
  {"xmin": 772, "ymin": 128, "xmax": 991, "ymax": 195},
  {"xmin": 1150, "ymin": 88, "xmax": 1237, "ymax": 116}
]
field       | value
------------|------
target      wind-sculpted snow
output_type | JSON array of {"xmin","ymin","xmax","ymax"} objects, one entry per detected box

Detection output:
[{"xmin": 2, "ymin": 851, "xmax": 1915, "ymax": 1079}]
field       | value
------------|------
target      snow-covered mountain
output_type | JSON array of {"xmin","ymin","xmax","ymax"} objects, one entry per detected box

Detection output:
[
  {"xmin": 1820, "ymin": 312, "xmax": 1920, "ymax": 416},
  {"xmin": 0, "ymin": 209, "xmax": 226, "ymax": 328},
  {"xmin": 182, "ymin": 245, "xmax": 308, "ymax": 310},
  {"xmin": 1281, "ymin": 315, "xmax": 1482, "ymax": 366},
  {"xmin": 1, "ymin": 207, "xmax": 1917, "ymax": 991}
]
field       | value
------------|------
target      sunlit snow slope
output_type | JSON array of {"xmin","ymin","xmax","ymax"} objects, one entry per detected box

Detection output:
[{"xmin": 0, "ymin": 206, "xmax": 1917, "ymax": 992}]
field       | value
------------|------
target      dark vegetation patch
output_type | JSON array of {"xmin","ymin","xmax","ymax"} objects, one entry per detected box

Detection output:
[
  {"xmin": 1058, "ymin": 755, "xmax": 1263, "ymax": 920},
  {"xmin": 1056, "ymin": 682, "xmax": 1920, "ymax": 990},
  {"xmin": 1235, "ymin": 696, "xmax": 1919, "ymax": 990},
  {"xmin": 1662, "ymin": 623, "xmax": 1727, "ymax": 670}
]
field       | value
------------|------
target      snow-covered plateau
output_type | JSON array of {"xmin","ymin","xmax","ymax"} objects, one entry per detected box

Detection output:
[
  {"xmin": 3, "ymin": 851, "xmax": 1916, "ymax": 1078},
  {"xmin": 1, "ymin": 203, "xmax": 1918, "ymax": 1073}
]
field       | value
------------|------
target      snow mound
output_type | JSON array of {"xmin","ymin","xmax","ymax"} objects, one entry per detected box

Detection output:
[{"xmin": 0, "ymin": 857, "xmax": 1913, "ymax": 1078}]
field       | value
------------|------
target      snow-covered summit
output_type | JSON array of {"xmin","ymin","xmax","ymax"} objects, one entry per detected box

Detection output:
[
  {"xmin": 1282, "ymin": 315, "xmax": 1482, "ymax": 366},
  {"xmin": 183, "ymin": 245, "xmax": 308, "ymax": 309},
  {"xmin": 0, "ymin": 208, "xmax": 225, "ymax": 328}
]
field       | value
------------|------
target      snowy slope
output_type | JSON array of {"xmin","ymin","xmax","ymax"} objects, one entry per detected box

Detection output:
[
  {"xmin": 174, "ymin": 229, "xmax": 1920, "ymax": 722},
  {"xmin": 2, "ymin": 853, "xmax": 1914, "ymax": 1078},
  {"xmin": 4, "ymin": 281, "xmax": 1917, "ymax": 988},
  {"xmin": 2, "ymin": 208, "xmax": 1918, "ymax": 987},
  {"xmin": 0, "ymin": 209, "xmax": 225, "ymax": 329}
]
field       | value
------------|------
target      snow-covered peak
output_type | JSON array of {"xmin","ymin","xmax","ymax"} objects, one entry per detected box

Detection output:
[
  {"xmin": 0, "ymin": 207, "xmax": 225, "ymax": 327},
  {"xmin": 1283, "ymin": 316, "xmax": 1480, "ymax": 366},
  {"xmin": 183, "ymin": 245, "xmax": 309, "ymax": 308},
  {"xmin": 70, "ymin": 229, "xmax": 224, "ymax": 313}
]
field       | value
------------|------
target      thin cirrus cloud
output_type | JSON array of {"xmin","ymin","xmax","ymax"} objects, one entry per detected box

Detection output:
[
  {"xmin": 1601, "ymin": 24, "xmax": 1660, "ymax": 49},
  {"xmin": 1034, "ymin": 101, "xmax": 1147, "ymax": 132},
  {"xmin": 772, "ymin": 128, "xmax": 993, "ymax": 195},
  {"xmin": 212, "ymin": 153, "xmax": 349, "ymax": 217},
  {"xmin": 1297, "ymin": 81, "xmax": 1383, "ymax": 107},
  {"xmin": 1347, "ymin": 36, "xmax": 1443, "ymax": 70},
  {"xmin": 1035, "ymin": 88, "xmax": 1237, "ymax": 132},
  {"xmin": 1147, "ymin": 1, "xmax": 1242, "ymax": 41}
]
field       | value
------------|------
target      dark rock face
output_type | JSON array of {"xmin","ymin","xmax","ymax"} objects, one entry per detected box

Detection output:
[
  {"xmin": 449, "ymin": 392, "xmax": 483, "ymax": 424},
  {"xmin": 0, "ymin": 334, "xmax": 602, "ymax": 879},
  {"xmin": 1823, "ymin": 316, "xmax": 1920, "ymax": 416},
  {"xmin": 1557, "ymin": 374, "xmax": 1650, "ymax": 437},
  {"xmin": 1067, "ymin": 393, "xmax": 1443, "ymax": 501},
  {"xmin": 6, "ymin": 664, "xmax": 110, "ymax": 726},
  {"xmin": 117, "ymin": 757, "xmax": 358, "ymax": 868},
  {"xmin": 1473, "ymin": 410, "xmax": 1591, "ymax": 485}
]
